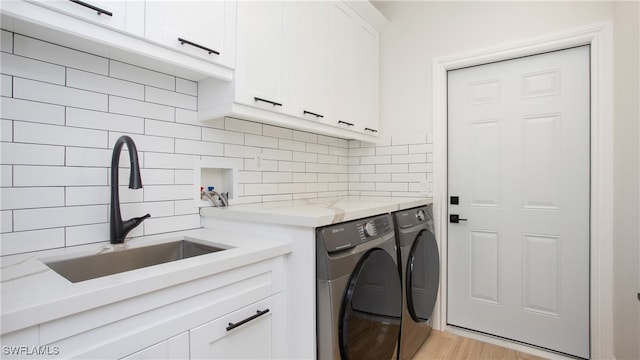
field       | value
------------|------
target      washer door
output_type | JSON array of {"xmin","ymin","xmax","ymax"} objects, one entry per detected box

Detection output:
[
  {"xmin": 339, "ymin": 248, "xmax": 402, "ymax": 360},
  {"xmin": 407, "ymin": 229, "xmax": 440, "ymax": 322}
]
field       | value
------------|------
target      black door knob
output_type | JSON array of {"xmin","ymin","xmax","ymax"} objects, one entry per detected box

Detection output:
[{"xmin": 449, "ymin": 214, "xmax": 468, "ymax": 223}]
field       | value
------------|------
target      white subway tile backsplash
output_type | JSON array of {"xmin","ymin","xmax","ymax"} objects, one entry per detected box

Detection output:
[
  {"xmin": 109, "ymin": 132, "xmax": 174, "ymax": 153},
  {"xmin": 146, "ymin": 86, "xmax": 197, "ymax": 110},
  {"xmin": 14, "ymin": 166, "xmax": 107, "ymax": 186},
  {"xmin": 65, "ymin": 186, "xmax": 109, "ymax": 206},
  {"xmin": 144, "ymin": 152, "xmax": 198, "ymax": 170},
  {"xmin": 67, "ymin": 107, "xmax": 144, "ymax": 134},
  {"xmin": 175, "ymin": 108, "xmax": 199, "ymax": 126},
  {"xmin": 264, "ymin": 125, "xmax": 293, "ymax": 140},
  {"xmin": 65, "ymin": 147, "xmax": 111, "ymax": 167},
  {"xmin": 1, "ymin": 120, "xmax": 12, "ymax": 142},
  {"xmin": 14, "ymin": 35, "xmax": 108, "ymax": 75},
  {"xmin": 109, "ymin": 60, "xmax": 174, "ymax": 90},
  {"xmin": 293, "ymin": 130, "xmax": 317, "ymax": 144},
  {"xmin": 15, "ymin": 121, "xmax": 107, "ymax": 148},
  {"xmin": 1, "ymin": 165, "xmax": 12, "ymax": 187},
  {"xmin": 13, "ymin": 205, "xmax": 106, "ymax": 231},
  {"xmin": 1, "ymin": 228, "xmax": 65, "ymax": 256},
  {"xmin": 376, "ymin": 164, "xmax": 408, "ymax": 173},
  {"xmin": 67, "ymin": 68, "xmax": 144, "ymax": 100},
  {"xmin": 1, "ymin": 187, "xmax": 64, "ymax": 210},
  {"xmin": 175, "ymin": 200, "xmax": 199, "ymax": 215},
  {"xmin": 1, "ymin": 53, "xmax": 65, "ymax": 85},
  {"xmin": 392, "ymin": 153, "xmax": 427, "ymax": 164},
  {"xmin": 146, "ymin": 119, "xmax": 201, "ymax": 140},
  {"xmin": 109, "ymin": 96, "xmax": 174, "ymax": 122},
  {"xmin": 1, "ymin": 210, "xmax": 12, "ymax": 233},
  {"xmin": 1, "ymin": 30, "xmax": 12, "ymax": 53},
  {"xmin": 143, "ymin": 214, "xmax": 200, "ymax": 236},
  {"xmin": 14, "ymin": 78, "xmax": 108, "ymax": 111},
  {"xmin": 0, "ymin": 30, "xmax": 434, "ymax": 256},
  {"xmin": 263, "ymin": 172, "xmax": 292, "ymax": 183},
  {"xmin": 1, "ymin": 74, "xmax": 11, "ymax": 97},
  {"xmin": 306, "ymin": 143, "xmax": 329, "ymax": 154},
  {"xmin": 279, "ymin": 139, "xmax": 306, "ymax": 152},
  {"xmin": 65, "ymin": 223, "xmax": 109, "ymax": 246},
  {"xmin": 1, "ymin": 142, "xmax": 64, "ymax": 165},
  {"xmin": 376, "ymin": 145, "xmax": 408, "ymax": 155},
  {"xmin": 175, "ymin": 78, "xmax": 197, "ymax": 96},
  {"xmin": 176, "ymin": 139, "xmax": 224, "ymax": 156},
  {"xmin": 262, "ymin": 148, "xmax": 292, "ymax": 161},
  {"xmin": 278, "ymin": 161, "xmax": 305, "ymax": 172},
  {"xmin": 0, "ymin": 97, "xmax": 65, "ymax": 125}
]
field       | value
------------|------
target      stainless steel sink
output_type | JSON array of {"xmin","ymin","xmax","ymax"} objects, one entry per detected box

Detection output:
[{"xmin": 44, "ymin": 239, "xmax": 226, "ymax": 283}]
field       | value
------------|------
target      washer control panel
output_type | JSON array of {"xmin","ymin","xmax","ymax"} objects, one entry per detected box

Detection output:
[{"xmin": 318, "ymin": 214, "xmax": 393, "ymax": 253}]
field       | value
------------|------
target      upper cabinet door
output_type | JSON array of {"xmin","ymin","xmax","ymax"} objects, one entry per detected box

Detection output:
[
  {"xmin": 328, "ymin": 2, "xmax": 356, "ymax": 130},
  {"xmin": 352, "ymin": 19, "xmax": 378, "ymax": 134},
  {"xmin": 288, "ymin": 1, "xmax": 329, "ymax": 122},
  {"xmin": 235, "ymin": 1, "xmax": 286, "ymax": 112},
  {"xmin": 144, "ymin": 1, "xmax": 231, "ymax": 66},
  {"xmin": 32, "ymin": 0, "xmax": 140, "ymax": 35}
]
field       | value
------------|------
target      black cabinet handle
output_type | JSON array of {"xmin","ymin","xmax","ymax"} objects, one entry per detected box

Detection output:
[
  {"xmin": 226, "ymin": 309, "xmax": 270, "ymax": 331},
  {"xmin": 338, "ymin": 120, "xmax": 354, "ymax": 127},
  {"xmin": 69, "ymin": 0, "xmax": 112, "ymax": 16},
  {"xmin": 178, "ymin": 38, "xmax": 220, "ymax": 55},
  {"xmin": 303, "ymin": 110, "xmax": 324, "ymax": 119},
  {"xmin": 364, "ymin": 128, "xmax": 378, "ymax": 133},
  {"xmin": 254, "ymin": 97, "xmax": 282, "ymax": 107}
]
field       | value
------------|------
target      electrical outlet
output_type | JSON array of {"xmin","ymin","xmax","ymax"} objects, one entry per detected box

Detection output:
[{"xmin": 255, "ymin": 154, "xmax": 263, "ymax": 170}]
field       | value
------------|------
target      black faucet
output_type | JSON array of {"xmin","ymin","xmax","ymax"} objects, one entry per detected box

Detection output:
[{"xmin": 110, "ymin": 135, "xmax": 150, "ymax": 244}]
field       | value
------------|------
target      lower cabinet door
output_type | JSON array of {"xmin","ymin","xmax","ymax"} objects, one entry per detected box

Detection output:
[
  {"xmin": 190, "ymin": 297, "xmax": 273, "ymax": 359},
  {"xmin": 121, "ymin": 332, "xmax": 189, "ymax": 359}
]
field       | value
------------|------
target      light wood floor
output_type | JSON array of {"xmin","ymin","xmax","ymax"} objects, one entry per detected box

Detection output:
[{"xmin": 412, "ymin": 331, "xmax": 547, "ymax": 360}]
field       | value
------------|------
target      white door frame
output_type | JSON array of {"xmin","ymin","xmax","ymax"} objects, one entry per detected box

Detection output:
[{"xmin": 432, "ymin": 22, "xmax": 614, "ymax": 359}]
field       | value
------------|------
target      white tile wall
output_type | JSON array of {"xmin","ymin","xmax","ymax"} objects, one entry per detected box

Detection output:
[{"xmin": 0, "ymin": 30, "xmax": 432, "ymax": 256}]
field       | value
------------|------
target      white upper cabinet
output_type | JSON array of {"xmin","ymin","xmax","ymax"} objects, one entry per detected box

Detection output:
[
  {"xmin": 288, "ymin": 1, "xmax": 329, "ymax": 123},
  {"xmin": 329, "ymin": 2, "xmax": 379, "ymax": 134},
  {"xmin": 2, "ymin": 0, "xmax": 234, "ymax": 80},
  {"xmin": 198, "ymin": 1, "xmax": 387, "ymax": 142},
  {"xmin": 29, "ymin": 0, "xmax": 144, "ymax": 36},
  {"xmin": 144, "ymin": 1, "xmax": 234, "ymax": 68},
  {"xmin": 235, "ymin": 1, "xmax": 286, "ymax": 112}
]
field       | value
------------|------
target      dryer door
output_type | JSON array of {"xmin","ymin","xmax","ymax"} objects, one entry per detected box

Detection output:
[
  {"xmin": 339, "ymin": 248, "xmax": 402, "ymax": 360},
  {"xmin": 407, "ymin": 229, "xmax": 440, "ymax": 322}
]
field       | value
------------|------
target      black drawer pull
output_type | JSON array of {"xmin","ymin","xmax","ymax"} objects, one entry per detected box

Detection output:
[
  {"xmin": 178, "ymin": 38, "xmax": 220, "ymax": 55},
  {"xmin": 226, "ymin": 309, "xmax": 270, "ymax": 331},
  {"xmin": 338, "ymin": 120, "xmax": 354, "ymax": 127},
  {"xmin": 303, "ymin": 110, "xmax": 324, "ymax": 118},
  {"xmin": 364, "ymin": 128, "xmax": 378, "ymax": 133},
  {"xmin": 254, "ymin": 97, "xmax": 282, "ymax": 107},
  {"xmin": 69, "ymin": 0, "xmax": 112, "ymax": 16}
]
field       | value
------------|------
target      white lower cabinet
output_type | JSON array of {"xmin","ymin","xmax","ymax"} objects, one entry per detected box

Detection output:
[
  {"xmin": 190, "ymin": 296, "xmax": 277, "ymax": 359},
  {"xmin": 121, "ymin": 332, "xmax": 189, "ymax": 360}
]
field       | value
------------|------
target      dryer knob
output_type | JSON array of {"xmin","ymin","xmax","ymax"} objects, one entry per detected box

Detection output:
[
  {"xmin": 416, "ymin": 209, "xmax": 426, "ymax": 222},
  {"xmin": 363, "ymin": 221, "xmax": 377, "ymax": 237}
]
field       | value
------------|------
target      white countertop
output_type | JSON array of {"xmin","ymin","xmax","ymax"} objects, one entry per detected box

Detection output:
[
  {"xmin": 201, "ymin": 196, "xmax": 432, "ymax": 227},
  {"xmin": 0, "ymin": 229, "xmax": 291, "ymax": 335}
]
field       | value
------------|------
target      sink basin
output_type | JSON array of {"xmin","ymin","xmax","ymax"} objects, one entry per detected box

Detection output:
[{"xmin": 44, "ymin": 239, "xmax": 226, "ymax": 283}]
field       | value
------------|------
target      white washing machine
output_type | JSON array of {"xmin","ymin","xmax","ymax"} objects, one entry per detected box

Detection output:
[
  {"xmin": 316, "ymin": 213, "xmax": 402, "ymax": 360},
  {"xmin": 393, "ymin": 205, "xmax": 440, "ymax": 360}
]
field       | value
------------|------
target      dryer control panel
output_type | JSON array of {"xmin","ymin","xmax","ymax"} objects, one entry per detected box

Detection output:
[{"xmin": 318, "ymin": 214, "xmax": 393, "ymax": 253}]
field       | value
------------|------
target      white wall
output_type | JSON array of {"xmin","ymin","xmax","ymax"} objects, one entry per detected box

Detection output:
[
  {"xmin": 613, "ymin": 2, "xmax": 640, "ymax": 359},
  {"xmin": 374, "ymin": 1, "xmax": 639, "ymax": 358}
]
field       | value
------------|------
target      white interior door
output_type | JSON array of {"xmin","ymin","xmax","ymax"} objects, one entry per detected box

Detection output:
[{"xmin": 447, "ymin": 46, "xmax": 590, "ymax": 358}]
